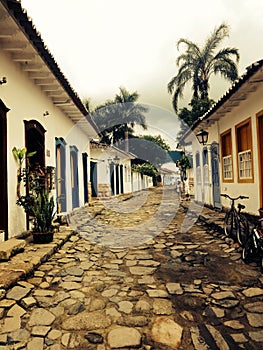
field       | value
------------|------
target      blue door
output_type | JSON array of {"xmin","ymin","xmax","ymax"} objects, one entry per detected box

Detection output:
[
  {"xmin": 70, "ymin": 146, "xmax": 79, "ymax": 209},
  {"xmin": 82, "ymin": 153, "xmax": 89, "ymax": 203},
  {"xmin": 211, "ymin": 142, "xmax": 221, "ymax": 208},
  {"xmin": 56, "ymin": 138, "xmax": 67, "ymax": 212}
]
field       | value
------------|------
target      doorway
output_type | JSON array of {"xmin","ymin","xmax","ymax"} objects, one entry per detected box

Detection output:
[
  {"xmin": 90, "ymin": 161, "xmax": 98, "ymax": 197},
  {"xmin": 56, "ymin": 138, "xmax": 67, "ymax": 212},
  {"xmin": 70, "ymin": 146, "xmax": 79, "ymax": 209},
  {"xmin": 24, "ymin": 120, "xmax": 46, "ymax": 169},
  {"xmin": 211, "ymin": 142, "xmax": 221, "ymax": 208},
  {"xmin": 0, "ymin": 100, "xmax": 9, "ymax": 240},
  {"xmin": 82, "ymin": 153, "xmax": 89, "ymax": 203},
  {"xmin": 258, "ymin": 114, "xmax": 263, "ymax": 208}
]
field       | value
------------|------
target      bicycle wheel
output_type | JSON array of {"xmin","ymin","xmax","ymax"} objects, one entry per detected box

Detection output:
[
  {"xmin": 242, "ymin": 235, "xmax": 253, "ymax": 262},
  {"xmin": 237, "ymin": 215, "xmax": 249, "ymax": 246},
  {"xmin": 224, "ymin": 210, "xmax": 238, "ymax": 239}
]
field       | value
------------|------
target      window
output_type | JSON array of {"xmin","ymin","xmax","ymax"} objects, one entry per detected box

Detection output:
[
  {"xmin": 236, "ymin": 118, "xmax": 253, "ymax": 182},
  {"xmin": 221, "ymin": 129, "xmax": 233, "ymax": 182}
]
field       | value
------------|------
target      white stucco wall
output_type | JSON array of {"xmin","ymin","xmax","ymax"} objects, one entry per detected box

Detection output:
[
  {"xmin": 192, "ymin": 83, "xmax": 263, "ymax": 215},
  {"xmin": 1, "ymin": 50, "xmax": 93, "ymax": 238}
]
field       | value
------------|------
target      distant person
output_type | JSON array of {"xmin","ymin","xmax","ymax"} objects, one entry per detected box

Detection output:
[
  {"xmin": 184, "ymin": 177, "xmax": 190, "ymax": 200},
  {"xmin": 176, "ymin": 179, "xmax": 182, "ymax": 200}
]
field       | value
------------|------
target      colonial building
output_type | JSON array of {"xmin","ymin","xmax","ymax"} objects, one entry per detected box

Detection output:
[
  {"xmin": 183, "ymin": 60, "xmax": 263, "ymax": 215},
  {"xmin": 0, "ymin": 0, "xmax": 97, "ymax": 240},
  {"xmin": 90, "ymin": 141, "xmax": 153, "ymax": 198}
]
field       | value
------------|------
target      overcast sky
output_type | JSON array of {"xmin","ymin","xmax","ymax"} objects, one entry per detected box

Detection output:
[{"xmin": 21, "ymin": 0, "xmax": 263, "ymax": 146}]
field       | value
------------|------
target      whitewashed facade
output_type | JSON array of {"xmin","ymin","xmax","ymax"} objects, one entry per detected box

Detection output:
[
  {"xmin": 90, "ymin": 142, "xmax": 153, "ymax": 198},
  {"xmin": 0, "ymin": 0, "xmax": 97, "ymax": 240},
  {"xmin": 184, "ymin": 60, "xmax": 263, "ymax": 215}
]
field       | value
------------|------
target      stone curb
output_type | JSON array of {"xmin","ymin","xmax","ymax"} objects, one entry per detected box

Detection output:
[{"xmin": 0, "ymin": 228, "xmax": 77, "ymax": 293}]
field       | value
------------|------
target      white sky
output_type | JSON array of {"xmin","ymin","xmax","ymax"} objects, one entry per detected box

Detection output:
[{"xmin": 20, "ymin": 0, "xmax": 263, "ymax": 146}]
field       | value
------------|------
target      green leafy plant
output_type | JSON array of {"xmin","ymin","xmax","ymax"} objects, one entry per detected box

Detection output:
[
  {"xmin": 132, "ymin": 163, "xmax": 158, "ymax": 177},
  {"xmin": 12, "ymin": 147, "xmax": 36, "ymax": 198},
  {"xmin": 13, "ymin": 147, "xmax": 56, "ymax": 238},
  {"xmin": 31, "ymin": 191, "xmax": 55, "ymax": 233}
]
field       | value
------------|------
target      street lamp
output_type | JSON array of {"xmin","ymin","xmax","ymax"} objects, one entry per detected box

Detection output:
[
  {"xmin": 196, "ymin": 129, "xmax": 209, "ymax": 145},
  {"xmin": 113, "ymin": 155, "xmax": 120, "ymax": 165}
]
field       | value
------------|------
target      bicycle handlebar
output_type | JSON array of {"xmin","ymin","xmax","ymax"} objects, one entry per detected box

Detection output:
[{"xmin": 220, "ymin": 194, "xmax": 249, "ymax": 201}]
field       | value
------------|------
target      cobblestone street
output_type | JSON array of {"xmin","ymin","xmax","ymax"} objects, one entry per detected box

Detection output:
[{"xmin": 0, "ymin": 187, "xmax": 263, "ymax": 349}]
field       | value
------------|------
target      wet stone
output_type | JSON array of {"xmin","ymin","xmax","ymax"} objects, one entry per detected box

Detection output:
[
  {"xmin": 7, "ymin": 304, "xmax": 26, "ymax": 317},
  {"xmin": 1, "ymin": 316, "xmax": 21, "ymax": 333},
  {"xmin": 151, "ymin": 316, "xmax": 183, "ymax": 349},
  {"xmin": 48, "ymin": 329, "xmax": 62, "ymax": 340},
  {"xmin": 129, "ymin": 266, "xmax": 156, "ymax": 275},
  {"xmin": 117, "ymin": 315, "xmax": 148, "ymax": 327},
  {"xmin": 107, "ymin": 327, "xmax": 141, "ymax": 348},
  {"xmin": 248, "ymin": 331, "xmax": 263, "ymax": 342},
  {"xmin": 6, "ymin": 286, "xmax": 30, "ymax": 301},
  {"xmin": 211, "ymin": 291, "xmax": 236, "ymax": 300},
  {"xmin": 138, "ymin": 276, "xmax": 155, "ymax": 284},
  {"xmin": 153, "ymin": 298, "xmax": 173, "ymax": 315},
  {"xmin": 244, "ymin": 301, "xmax": 263, "ymax": 313},
  {"xmin": 223, "ymin": 320, "xmax": 244, "ymax": 329},
  {"xmin": 231, "ymin": 333, "xmax": 248, "ymax": 343},
  {"xmin": 85, "ymin": 332, "xmax": 104, "ymax": 344},
  {"xmin": 247, "ymin": 313, "xmax": 263, "ymax": 327},
  {"xmin": 166, "ymin": 282, "xmax": 183, "ymax": 295},
  {"xmin": 146, "ymin": 289, "xmax": 168, "ymax": 298},
  {"xmin": 28, "ymin": 308, "xmax": 56, "ymax": 326},
  {"xmin": 27, "ymin": 337, "xmax": 44, "ymax": 350},
  {"xmin": 118, "ymin": 300, "xmax": 133, "ymax": 314},
  {"xmin": 135, "ymin": 300, "xmax": 151, "ymax": 313},
  {"xmin": 7, "ymin": 329, "xmax": 30, "ymax": 343},
  {"xmin": 31, "ymin": 325, "xmax": 51, "ymax": 337},
  {"xmin": 211, "ymin": 298, "xmax": 239, "ymax": 308},
  {"xmin": 242, "ymin": 287, "xmax": 263, "ymax": 298},
  {"xmin": 62, "ymin": 311, "xmax": 111, "ymax": 330}
]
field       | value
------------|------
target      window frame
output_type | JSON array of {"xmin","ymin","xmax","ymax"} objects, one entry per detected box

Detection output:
[
  {"xmin": 220, "ymin": 128, "xmax": 234, "ymax": 183},
  {"xmin": 235, "ymin": 117, "xmax": 254, "ymax": 183}
]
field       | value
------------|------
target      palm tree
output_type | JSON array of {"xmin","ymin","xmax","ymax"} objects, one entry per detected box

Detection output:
[
  {"xmin": 168, "ymin": 23, "xmax": 240, "ymax": 112},
  {"xmin": 91, "ymin": 87, "xmax": 148, "ymax": 145}
]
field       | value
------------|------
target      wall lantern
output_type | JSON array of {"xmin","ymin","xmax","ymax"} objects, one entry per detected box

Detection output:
[
  {"xmin": 113, "ymin": 155, "xmax": 120, "ymax": 165},
  {"xmin": 0, "ymin": 77, "xmax": 7, "ymax": 85},
  {"xmin": 196, "ymin": 129, "xmax": 209, "ymax": 145}
]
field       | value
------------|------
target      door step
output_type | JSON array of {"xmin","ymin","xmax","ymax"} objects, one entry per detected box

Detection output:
[{"xmin": 0, "ymin": 238, "xmax": 26, "ymax": 261}]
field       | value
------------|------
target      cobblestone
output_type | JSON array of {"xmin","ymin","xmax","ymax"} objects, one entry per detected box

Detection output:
[{"xmin": 0, "ymin": 187, "xmax": 262, "ymax": 349}]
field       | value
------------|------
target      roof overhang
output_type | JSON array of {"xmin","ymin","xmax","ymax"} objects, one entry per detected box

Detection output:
[
  {"xmin": 0, "ymin": 0, "xmax": 98, "ymax": 136},
  {"xmin": 181, "ymin": 59, "xmax": 263, "ymax": 141}
]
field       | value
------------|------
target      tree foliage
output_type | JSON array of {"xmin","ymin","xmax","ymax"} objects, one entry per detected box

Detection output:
[
  {"xmin": 140, "ymin": 134, "xmax": 171, "ymax": 151},
  {"xmin": 168, "ymin": 23, "xmax": 239, "ymax": 113},
  {"xmin": 87, "ymin": 87, "xmax": 148, "ymax": 145},
  {"xmin": 132, "ymin": 163, "xmax": 158, "ymax": 177}
]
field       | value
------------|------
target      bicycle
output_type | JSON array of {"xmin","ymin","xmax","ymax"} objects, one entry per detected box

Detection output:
[
  {"xmin": 242, "ymin": 210, "xmax": 263, "ymax": 271},
  {"xmin": 220, "ymin": 194, "xmax": 249, "ymax": 246}
]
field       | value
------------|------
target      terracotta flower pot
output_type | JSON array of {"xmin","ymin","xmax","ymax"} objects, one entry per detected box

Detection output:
[{"xmin": 32, "ymin": 232, "xmax": 53, "ymax": 244}]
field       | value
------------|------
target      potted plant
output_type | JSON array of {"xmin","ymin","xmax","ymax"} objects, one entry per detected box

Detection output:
[
  {"xmin": 31, "ymin": 191, "xmax": 55, "ymax": 243},
  {"xmin": 13, "ymin": 147, "xmax": 56, "ymax": 243}
]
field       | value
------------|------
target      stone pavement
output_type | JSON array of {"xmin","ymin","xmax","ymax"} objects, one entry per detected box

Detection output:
[{"xmin": 0, "ymin": 187, "xmax": 262, "ymax": 349}]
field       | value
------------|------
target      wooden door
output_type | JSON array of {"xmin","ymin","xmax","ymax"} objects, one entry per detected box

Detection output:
[{"xmin": 0, "ymin": 100, "xmax": 9, "ymax": 240}]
